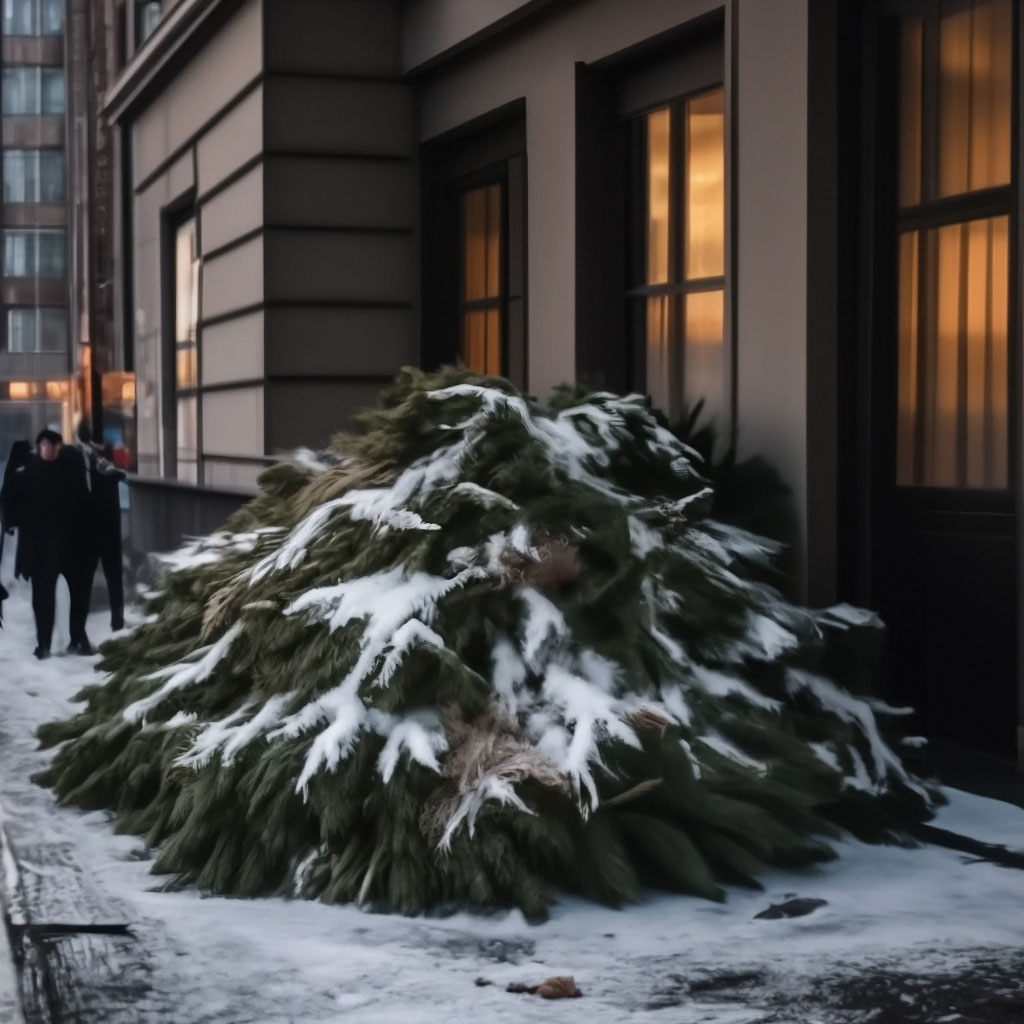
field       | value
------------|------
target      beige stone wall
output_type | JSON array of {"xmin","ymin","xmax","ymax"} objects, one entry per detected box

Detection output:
[
  {"xmin": 129, "ymin": 0, "xmax": 266, "ymax": 481},
  {"xmin": 734, "ymin": 0, "xmax": 811, "ymax": 594}
]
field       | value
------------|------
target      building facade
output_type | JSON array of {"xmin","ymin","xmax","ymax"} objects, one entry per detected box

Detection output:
[
  {"xmin": 104, "ymin": 0, "xmax": 1024, "ymax": 763},
  {"xmin": 0, "ymin": 0, "xmax": 122, "ymax": 470}
]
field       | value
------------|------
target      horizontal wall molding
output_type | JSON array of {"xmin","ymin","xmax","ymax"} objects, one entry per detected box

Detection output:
[
  {"xmin": 200, "ymin": 297, "xmax": 414, "ymax": 330},
  {"xmin": 131, "ymin": 71, "xmax": 263, "ymax": 196},
  {"xmin": 201, "ymin": 224, "xmax": 415, "ymax": 266}
]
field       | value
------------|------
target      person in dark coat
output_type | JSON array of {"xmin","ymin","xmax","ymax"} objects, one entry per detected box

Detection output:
[
  {"xmin": 74, "ymin": 422, "xmax": 126, "ymax": 632},
  {"xmin": 0, "ymin": 439, "xmax": 32, "ymax": 626},
  {"xmin": 9, "ymin": 428, "xmax": 93, "ymax": 658}
]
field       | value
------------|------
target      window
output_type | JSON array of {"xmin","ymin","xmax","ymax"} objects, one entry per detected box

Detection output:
[
  {"xmin": 3, "ymin": 149, "xmax": 64, "ymax": 203},
  {"xmin": 2, "ymin": 0, "xmax": 63, "ymax": 35},
  {"xmin": 459, "ymin": 183, "xmax": 502, "ymax": 375},
  {"xmin": 420, "ymin": 105, "xmax": 527, "ymax": 386},
  {"xmin": 173, "ymin": 215, "xmax": 200, "ymax": 484},
  {"xmin": 1, "ymin": 67, "xmax": 64, "ymax": 115},
  {"xmin": 135, "ymin": 1, "xmax": 162, "ymax": 46},
  {"xmin": 5, "ymin": 307, "xmax": 66, "ymax": 352},
  {"xmin": 895, "ymin": 0, "xmax": 1012, "ymax": 489},
  {"xmin": 2, "ymin": 228, "xmax": 65, "ymax": 277},
  {"xmin": 628, "ymin": 87, "xmax": 726, "ymax": 428}
]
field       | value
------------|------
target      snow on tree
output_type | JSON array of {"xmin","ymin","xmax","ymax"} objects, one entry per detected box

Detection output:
[{"xmin": 36, "ymin": 368, "xmax": 935, "ymax": 920}]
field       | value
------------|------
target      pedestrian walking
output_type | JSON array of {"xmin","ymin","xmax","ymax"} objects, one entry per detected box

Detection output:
[
  {"xmin": 0, "ymin": 439, "xmax": 32, "ymax": 627},
  {"xmin": 73, "ymin": 422, "xmax": 127, "ymax": 631},
  {"xmin": 7, "ymin": 428, "xmax": 93, "ymax": 658}
]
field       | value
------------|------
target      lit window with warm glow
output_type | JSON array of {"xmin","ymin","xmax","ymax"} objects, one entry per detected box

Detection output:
[
  {"xmin": 630, "ymin": 87, "xmax": 726, "ymax": 429},
  {"xmin": 173, "ymin": 215, "xmax": 200, "ymax": 483},
  {"xmin": 896, "ymin": 0, "xmax": 1012, "ymax": 489},
  {"xmin": 459, "ymin": 183, "xmax": 503, "ymax": 376}
]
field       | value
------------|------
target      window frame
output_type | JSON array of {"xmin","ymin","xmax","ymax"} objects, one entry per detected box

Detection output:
[
  {"xmin": 887, "ymin": 0, "xmax": 1018, "ymax": 499},
  {"xmin": 3, "ymin": 305, "xmax": 68, "ymax": 353},
  {"xmin": 2, "ymin": 148, "xmax": 65, "ymax": 204},
  {"xmin": 420, "ymin": 101, "xmax": 528, "ymax": 389},
  {"xmin": 455, "ymin": 167, "xmax": 507, "ymax": 378},
  {"xmin": 0, "ymin": 66, "xmax": 65, "ymax": 116},
  {"xmin": 2, "ymin": 227, "xmax": 66, "ymax": 278},
  {"xmin": 161, "ymin": 198, "xmax": 203, "ymax": 485},
  {"xmin": 625, "ymin": 86, "xmax": 728, "ymax": 428},
  {"xmin": 2, "ymin": 0, "xmax": 63, "ymax": 36}
]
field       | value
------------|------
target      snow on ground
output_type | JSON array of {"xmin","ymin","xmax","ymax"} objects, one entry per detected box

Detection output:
[{"xmin": 0, "ymin": 563, "xmax": 1023, "ymax": 1022}]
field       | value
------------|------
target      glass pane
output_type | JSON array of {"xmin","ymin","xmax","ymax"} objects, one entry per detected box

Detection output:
[
  {"xmin": 899, "ymin": 18, "xmax": 923, "ymax": 207},
  {"xmin": 2, "ymin": 68, "xmax": 39, "ymax": 114},
  {"xmin": 2, "ymin": 229, "xmax": 63, "ymax": 276},
  {"xmin": 897, "ymin": 216, "xmax": 1008, "ymax": 488},
  {"xmin": 41, "ymin": 0, "xmax": 62, "ymax": 34},
  {"xmin": 176, "ymin": 395, "xmax": 198, "ymax": 484},
  {"xmin": 461, "ymin": 184, "xmax": 501, "ymax": 302},
  {"xmin": 685, "ymin": 89, "xmax": 725, "ymax": 280},
  {"xmin": 6, "ymin": 309, "xmax": 32, "ymax": 352},
  {"xmin": 36, "ymin": 229, "xmax": 64, "ymax": 276},
  {"xmin": 3, "ymin": 0, "xmax": 35, "ymax": 35},
  {"xmin": 3, "ymin": 150, "xmax": 28, "ymax": 203},
  {"xmin": 3, "ymin": 231, "xmax": 28, "ymax": 275},
  {"xmin": 646, "ymin": 108, "xmax": 671, "ymax": 285},
  {"xmin": 485, "ymin": 183, "xmax": 501, "ymax": 298},
  {"xmin": 174, "ymin": 218, "xmax": 198, "ymax": 389},
  {"xmin": 463, "ymin": 311, "xmax": 484, "ymax": 372},
  {"xmin": 484, "ymin": 307, "xmax": 501, "ymax": 375},
  {"xmin": 645, "ymin": 293, "xmax": 675, "ymax": 419},
  {"xmin": 38, "ymin": 307, "xmax": 65, "ymax": 350},
  {"xmin": 461, "ymin": 307, "xmax": 501, "ymax": 376},
  {"xmin": 40, "ymin": 150, "xmax": 63, "ymax": 201},
  {"xmin": 462, "ymin": 188, "xmax": 486, "ymax": 301},
  {"xmin": 41, "ymin": 68, "xmax": 64, "ymax": 114},
  {"xmin": 684, "ymin": 289, "xmax": 725, "ymax": 427},
  {"xmin": 938, "ymin": 0, "xmax": 1012, "ymax": 197}
]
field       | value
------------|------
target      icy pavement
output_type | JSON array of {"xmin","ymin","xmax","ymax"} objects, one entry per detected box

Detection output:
[{"xmin": 0, "ymin": 572, "xmax": 1023, "ymax": 1022}]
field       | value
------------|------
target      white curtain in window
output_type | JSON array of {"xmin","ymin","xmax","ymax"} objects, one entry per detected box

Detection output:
[
  {"xmin": 2, "ymin": 151, "xmax": 27, "ymax": 203},
  {"xmin": 6, "ymin": 310, "xmax": 32, "ymax": 353},
  {"xmin": 3, "ymin": 0, "xmax": 33, "ymax": 35},
  {"xmin": 41, "ymin": 0, "xmax": 62, "ymax": 34}
]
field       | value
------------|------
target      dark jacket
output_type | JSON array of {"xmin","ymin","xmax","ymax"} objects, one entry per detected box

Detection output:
[
  {"xmin": 1, "ymin": 440, "xmax": 32, "ymax": 582},
  {"xmin": 9, "ymin": 445, "xmax": 91, "ymax": 578}
]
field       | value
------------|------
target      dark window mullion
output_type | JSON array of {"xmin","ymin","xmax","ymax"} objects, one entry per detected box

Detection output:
[{"xmin": 956, "ymin": 220, "xmax": 970, "ymax": 486}]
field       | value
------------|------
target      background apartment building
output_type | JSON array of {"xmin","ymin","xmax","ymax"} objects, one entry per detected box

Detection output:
[
  {"xmin": 0, "ymin": 0, "xmax": 126, "ymax": 475},
  {"xmin": 103, "ymin": 0, "xmax": 1023, "ymax": 764}
]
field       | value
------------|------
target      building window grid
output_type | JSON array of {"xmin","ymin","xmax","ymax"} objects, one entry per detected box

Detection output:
[
  {"xmin": 895, "ymin": 0, "xmax": 1014, "ymax": 490},
  {"xmin": 1, "ymin": 66, "xmax": 64, "ymax": 116},
  {"xmin": 628, "ymin": 86, "xmax": 727, "ymax": 432},
  {"xmin": 2, "ymin": 227, "xmax": 65, "ymax": 277},
  {"xmin": 2, "ymin": 148, "xmax": 64, "ymax": 204},
  {"xmin": 4, "ymin": 306, "xmax": 66, "ymax": 353},
  {"xmin": 2, "ymin": 0, "xmax": 63, "ymax": 36}
]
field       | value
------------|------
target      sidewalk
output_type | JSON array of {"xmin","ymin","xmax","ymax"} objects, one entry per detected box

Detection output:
[{"xmin": 0, "ymin": 571, "xmax": 1022, "ymax": 1022}]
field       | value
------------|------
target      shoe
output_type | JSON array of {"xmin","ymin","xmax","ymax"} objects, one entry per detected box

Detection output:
[
  {"xmin": 111, "ymin": 615, "xmax": 125, "ymax": 631},
  {"xmin": 67, "ymin": 637, "xmax": 95, "ymax": 656},
  {"xmin": 33, "ymin": 646, "xmax": 50, "ymax": 660}
]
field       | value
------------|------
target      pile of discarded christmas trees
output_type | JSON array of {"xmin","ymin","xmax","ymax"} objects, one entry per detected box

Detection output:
[{"xmin": 37, "ymin": 369, "xmax": 934, "ymax": 919}]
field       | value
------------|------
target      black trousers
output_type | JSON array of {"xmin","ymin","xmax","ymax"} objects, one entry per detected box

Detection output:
[
  {"xmin": 83, "ymin": 527, "xmax": 124, "ymax": 628},
  {"xmin": 30, "ymin": 548, "xmax": 90, "ymax": 651}
]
